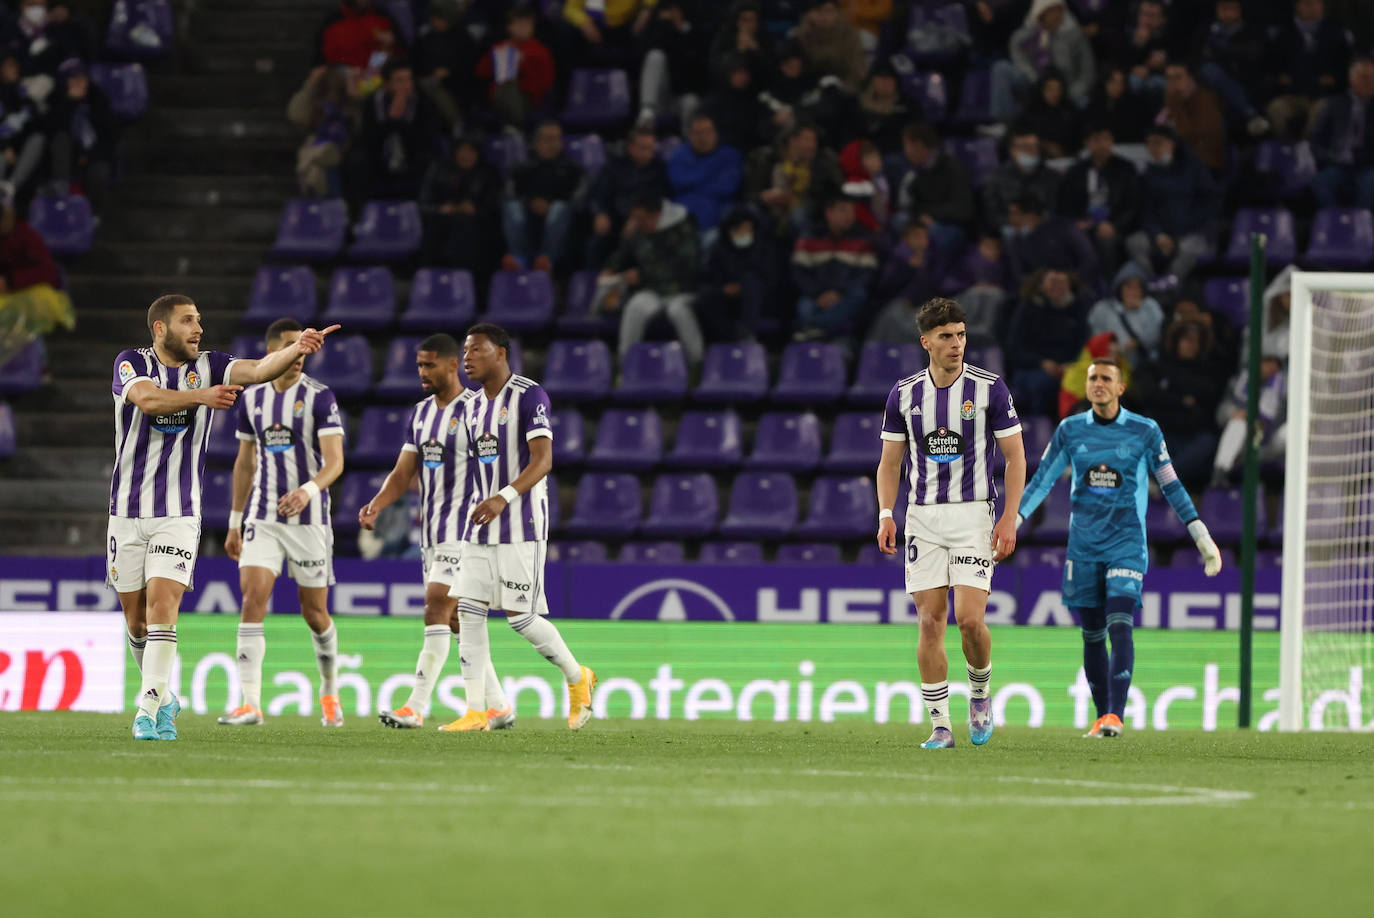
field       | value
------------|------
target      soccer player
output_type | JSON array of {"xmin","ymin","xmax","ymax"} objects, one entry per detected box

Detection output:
[
  {"xmin": 443, "ymin": 322, "xmax": 596, "ymax": 732},
  {"xmin": 359, "ymin": 333, "xmax": 514, "ymax": 730},
  {"xmin": 876, "ymin": 297, "xmax": 1026, "ymax": 749},
  {"xmin": 1016, "ymin": 357, "xmax": 1223, "ymax": 738},
  {"xmin": 218, "ymin": 319, "xmax": 346, "ymax": 728},
  {"xmin": 110, "ymin": 294, "xmax": 335, "ymax": 740}
]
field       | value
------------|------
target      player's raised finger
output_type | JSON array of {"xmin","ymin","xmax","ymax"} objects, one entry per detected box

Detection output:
[{"xmin": 319, "ymin": 324, "xmax": 342, "ymax": 336}]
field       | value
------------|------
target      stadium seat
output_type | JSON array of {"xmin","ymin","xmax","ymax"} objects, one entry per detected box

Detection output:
[
  {"xmin": 1200, "ymin": 488, "xmax": 1264, "ymax": 544},
  {"xmin": 1020, "ymin": 415, "xmax": 1054, "ymax": 471},
  {"xmin": 1224, "ymin": 208, "xmax": 1296, "ymax": 268},
  {"xmin": 229, "ymin": 334, "xmax": 266, "ymax": 360},
  {"xmin": 549, "ymin": 541, "xmax": 608, "ymax": 563},
  {"xmin": 587, "ymin": 408, "xmax": 663, "ymax": 471},
  {"xmin": 206, "ymin": 408, "xmax": 241, "ymax": 464},
  {"xmin": 1144, "ymin": 495, "xmax": 1189, "ymax": 543},
  {"xmin": 484, "ymin": 131, "xmax": 527, "ymax": 177},
  {"xmin": 373, "ymin": 336, "xmax": 421, "ymax": 399},
  {"xmin": 348, "ymin": 201, "xmax": 422, "ymax": 262},
  {"xmin": 1030, "ymin": 487, "xmax": 1072, "ymax": 543},
  {"xmin": 89, "ymin": 62, "xmax": 149, "ymax": 119},
  {"xmin": 616, "ymin": 341, "xmax": 689, "ymax": 402},
  {"xmin": 351, "ymin": 406, "xmax": 411, "ymax": 466},
  {"xmin": 561, "ymin": 68, "xmax": 632, "ymax": 131},
  {"xmin": 771, "ymin": 342, "xmax": 847, "ymax": 404},
  {"xmin": 1303, "ymin": 208, "xmax": 1374, "ymax": 269},
  {"xmin": 822, "ymin": 412, "xmax": 881, "ymax": 473},
  {"xmin": 486, "ymin": 270, "xmax": 555, "ymax": 332},
  {"xmin": 379, "ymin": 0, "xmax": 415, "ymax": 44},
  {"xmin": 639, "ymin": 473, "xmax": 720, "ymax": 538},
  {"xmin": 105, "ymin": 0, "xmax": 174, "ymax": 59},
  {"xmin": 777, "ymin": 543, "xmax": 841, "ymax": 564},
  {"xmin": 965, "ymin": 345, "xmax": 1004, "ymax": 377},
  {"xmin": 856, "ymin": 543, "xmax": 901, "ymax": 564},
  {"xmin": 747, "ymin": 411, "xmax": 823, "ymax": 472},
  {"xmin": 549, "ymin": 409, "xmax": 586, "ymax": 467},
  {"xmin": 307, "ymin": 334, "xmax": 372, "ymax": 399},
  {"xmin": 1012, "ymin": 545, "xmax": 1067, "ymax": 569},
  {"xmin": 899, "ymin": 70, "xmax": 948, "ymax": 122},
  {"xmin": 1253, "ymin": 140, "xmax": 1316, "ymax": 202},
  {"xmin": 272, "ymin": 198, "xmax": 347, "ymax": 261},
  {"xmin": 619, "ymin": 541, "xmax": 686, "ymax": 563},
  {"xmin": 563, "ymin": 472, "xmax": 642, "ymax": 537},
  {"xmin": 565, "ymin": 134, "xmax": 607, "ymax": 179},
  {"xmin": 943, "ymin": 136, "xmax": 999, "ymax": 186},
  {"xmin": 796, "ymin": 475, "xmax": 877, "ymax": 539},
  {"xmin": 694, "ymin": 341, "xmax": 769, "ymax": 403},
  {"xmin": 949, "ymin": 67, "xmax": 992, "ymax": 128},
  {"xmin": 0, "ymin": 338, "xmax": 46, "ymax": 395},
  {"xmin": 907, "ymin": 3, "xmax": 971, "ymax": 67},
  {"xmin": 558, "ymin": 269, "xmax": 617, "ymax": 335},
  {"xmin": 201, "ymin": 469, "xmax": 234, "ymax": 527},
  {"xmin": 0, "ymin": 400, "xmax": 13, "ymax": 459},
  {"xmin": 244, "ymin": 266, "xmax": 317, "ymax": 325},
  {"xmin": 719, "ymin": 472, "xmax": 798, "ymax": 539},
  {"xmin": 322, "ymin": 266, "xmax": 397, "ymax": 331},
  {"xmin": 848, "ymin": 342, "xmax": 924, "ymax": 404},
  {"xmin": 664, "ymin": 410, "xmax": 742, "ymax": 469},
  {"xmin": 400, "ymin": 268, "xmax": 476, "ymax": 331},
  {"xmin": 543, "ymin": 339, "xmax": 612, "ymax": 401},
  {"xmin": 698, "ymin": 541, "xmax": 764, "ymax": 564},
  {"xmin": 27, "ymin": 194, "xmax": 94, "ymax": 257},
  {"xmin": 333, "ymin": 471, "xmax": 390, "ymax": 534},
  {"xmin": 1202, "ymin": 277, "xmax": 1249, "ymax": 329}
]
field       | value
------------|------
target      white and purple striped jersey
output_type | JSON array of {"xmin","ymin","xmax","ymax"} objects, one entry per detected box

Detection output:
[
  {"xmin": 881, "ymin": 363, "xmax": 1021, "ymax": 505},
  {"xmin": 110, "ymin": 347, "xmax": 239, "ymax": 519},
  {"xmin": 235, "ymin": 374, "xmax": 343, "ymax": 527},
  {"xmin": 402, "ymin": 390, "xmax": 477, "ymax": 548},
  {"xmin": 462, "ymin": 375, "xmax": 552, "ymax": 545}
]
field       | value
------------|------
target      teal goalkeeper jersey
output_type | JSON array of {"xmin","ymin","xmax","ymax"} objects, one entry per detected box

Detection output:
[{"xmin": 1018, "ymin": 408, "xmax": 1200, "ymax": 564}]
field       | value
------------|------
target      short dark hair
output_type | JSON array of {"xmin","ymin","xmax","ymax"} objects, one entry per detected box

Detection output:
[
  {"xmin": 903, "ymin": 121, "xmax": 940, "ymax": 148},
  {"xmin": 382, "ymin": 60, "xmax": 411, "ymax": 82},
  {"xmin": 627, "ymin": 125, "xmax": 656, "ymax": 145},
  {"xmin": 917, "ymin": 297, "xmax": 966, "ymax": 334},
  {"xmin": 1089, "ymin": 356, "xmax": 1122, "ymax": 377},
  {"xmin": 1011, "ymin": 189, "xmax": 1046, "ymax": 216},
  {"xmin": 688, "ymin": 109, "xmax": 716, "ymax": 128},
  {"xmin": 465, "ymin": 322, "xmax": 511, "ymax": 357},
  {"xmin": 1009, "ymin": 119, "xmax": 1039, "ymax": 140},
  {"xmin": 507, "ymin": 3, "xmax": 535, "ymax": 22},
  {"xmin": 629, "ymin": 190, "xmax": 664, "ymax": 213},
  {"xmin": 1084, "ymin": 122, "xmax": 1114, "ymax": 139},
  {"xmin": 147, "ymin": 294, "xmax": 195, "ymax": 334},
  {"xmin": 265, "ymin": 317, "xmax": 303, "ymax": 346},
  {"xmin": 418, "ymin": 333, "xmax": 461, "ymax": 358},
  {"xmin": 1145, "ymin": 123, "xmax": 1177, "ymax": 143}
]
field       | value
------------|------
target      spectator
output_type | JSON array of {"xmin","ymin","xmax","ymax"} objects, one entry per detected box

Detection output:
[
  {"xmin": 1160, "ymin": 61, "xmax": 1227, "ymax": 173},
  {"xmin": 942, "ymin": 234, "xmax": 1014, "ymax": 345},
  {"xmin": 1137, "ymin": 315, "xmax": 1223, "ymax": 490},
  {"xmin": 746, "ymin": 121, "xmax": 843, "ymax": 233},
  {"xmin": 0, "ymin": 181, "xmax": 60, "ymax": 293},
  {"xmin": 562, "ymin": 0, "xmax": 654, "ymax": 70},
  {"xmin": 1238, "ymin": 265, "xmax": 1294, "ymax": 368},
  {"xmin": 0, "ymin": 53, "xmax": 44, "ymax": 203},
  {"xmin": 352, "ymin": 62, "xmax": 436, "ymax": 204},
  {"xmin": 702, "ymin": 54, "xmax": 773, "ymax": 152},
  {"xmin": 969, "ymin": 0, "xmax": 1031, "ymax": 63},
  {"xmin": 993, "ymin": 0, "xmax": 1096, "ymax": 119},
  {"xmin": 795, "ymin": 0, "xmax": 868, "ymax": 92},
  {"xmin": 1056, "ymin": 123, "xmax": 1141, "ymax": 277},
  {"xmin": 695, "ymin": 207, "xmax": 778, "ymax": 341},
  {"xmin": 666, "ymin": 111, "xmax": 744, "ymax": 234},
  {"xmin": 1020, "ymin": 71, "xmax": 1084, "ymax": 158},
  {"xmin": 287, "ymin": 65, "xmax": 361, "ymax": 197},
  {"xmin": 1308, "ymin": 57, "xmax": 1374, "ymax": 209},
  {"xmin": 1004, "ymin": 191, "xmax": 1100, "ymax": 291},
  {"xmin": 791, "ymin": 195, "xmax": 878, "ymax": 340},
  {"xmin": 895, "ymin": 122, "xmax": 975, "ymax": 257},
  {"xmin": 1087, "ymin": 263, "xmax": 1165, "ymax": 371},
  {"xmin": 759, "ymin": 40, "xmax": 816, "ymax": 133},
  {"xmin": 982, "ymin": 123, "xmax": 1061, "ymax": 232},
  {"xmin": 1082, "ymin": 66, "xmax": 1151, "ymax": 143},
  {"xmin": 842, "ymin": 0, "xmax": 894, "ymax": 41},
  {"xmin": 503, "ymin": 120, "xmax": 584, "ymax": 272},
  {"xmin": 474, "ymin": 5, "xmax": 555, "ymax": 130},
  {"xmin": 602, "ymin": 192, "xmax": 704, "ymax": 365},
  {"xmin": 1113, "ymin": 0, "xmax": 1172, "ymax": 99},
  {"xmin": 15, "ymin": 1, "xmax": 93, "ymax": 79},
  {"xmin": 586, "ymin": 126, "xmax": 672, "ymax": 267},
  {"xmin": 1212, "ymin": 355, "xmax": 1286, "ymax": 487},
  {"xmin": 415, "ymin": 0, "xmax": 478, "ymax": 130},
  {"xmin": 1191, "ymin": 0, "xmax": 1270, "ymax": 137},
  {"xmin": 43, "ymin": 58, "xmax": 115, "ymax": 214},
  {"xmin": 1125, "ymin": 125, "xmax": 1219, "ymax": 283},
  {"xmin": 1004, "ymin": 267, "xmax": 1090, "ymax": 418},
  {"xmin": 1267, "ymin": 0, "xmax": 1354, "ymax": 140},
  {"xmin": 838, "ymin": 139, "xmax": 889, "ymax": 232},
  {"xmin": 710, "ymin": 1, "xmax": 773, "ymax": 88},
  {"xmin": 854, "ymin": 65, "xmax": 913, "ymax": 152},
  {"xmin": 866, "ymin": 222, "xmax": 944, "ymax": 344},
  {"xmin": 1059, "ymin": 330, "xmax": 1132, "ymax": 418},
  {"xmin": 419, "ymin": 136, "xmax": 504, "ymax": 274},
  {"xmin": 636, "ymin": 1, "xmax": 708, "ymax": 130},
  {"xmin": 318, "ymin": 0, "xmax": 398, "ymax": 70}
]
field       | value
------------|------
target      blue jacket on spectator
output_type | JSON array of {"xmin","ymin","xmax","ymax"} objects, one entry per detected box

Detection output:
[
  {"xmin": 1138, "ymin": 145, "xmax": 1220, "ymax": 240},
  {"xmin": 666, "ymin": 141, "xmax": 744, "ymax": 231}
]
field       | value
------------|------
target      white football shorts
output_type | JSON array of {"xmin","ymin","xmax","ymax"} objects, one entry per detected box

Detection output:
[
  {"xmin": 448, "ymin": 542, "xmax": 549, "ymax": 614},
  {"xmin": 903, "ymin": 500, "xmax": 996, "ymax": 594},
  {"xmin": 421, "ymin": 541, "xmax": 465, "ymax": 590},
  {"xmin": 106, "ymin": 515, "xmax": 201, "ymax": 593},
  {"xmin": 239, "ymin": 520, "xmax": 334, "ymax": 586}
]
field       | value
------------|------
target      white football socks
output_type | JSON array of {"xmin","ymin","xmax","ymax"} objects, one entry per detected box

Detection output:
[
  {"xmin": 311, "ymin": 622, "xmax": 339, "ymax": 697},
  {"xmin": 921, "ymin": 681, "xmax": 952, "ymax": 730},
  {"xmin": 405, "ymin": 625, "xmax": 450, "ymax": 714},
  {"xmin": 236, "ymin": 623, "xmax": 266, "ymax": 710},
  {"xmin": 508, "ymin": 612, "xmax": 581, "ymax": 682},
  {"xmin": 456, "ymin": 602, "xmax": 490, "ymax": 715},
  {"xmin": 452, "ymin": 631, "xmax": 509, "ymax": 711},
  {"xmin": 136, "ymin": 626, "xmax": 177, "ymax": 720},
  {"xmin": 967, "ymin": 663, "xmax": 992, "ymax": 700},
  {"xmin": 126, "ymin": 629, "xmax": 146, "ymax": 672}
]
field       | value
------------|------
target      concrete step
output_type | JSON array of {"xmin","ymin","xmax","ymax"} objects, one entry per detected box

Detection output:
[
  {"xmin": 0, "ymin": 479, "xmax": 111, "ymax": 513},
  {"xmin": 200, "ymin": 0, "xmax": 332, "ymax": 12},
  {"xmin": 13, "ymin": 410, "xmax": 108, "ymax": 447},
  {"xmin": 50, "ymin": 308, "xmax": 245, "ymax": 362},
  {"xmin": 79, "ymin": 241, "xmax": 270, "ymax": 277},
  {"xmin": 185, "ymin": 41, "xmax": 312, "ymax": 78},
  {"xmin": 6, "ymin": 447, "xmax": 113, "ymax": 480},
  {"xmin": 0, "ymin": 511, "xmax": 110, "ymax": 555},
  {"xmin": 19, "ymin": 378, "xmax": 118, "ymax": 414},
  {"xmin": 120, "ymin": 138, "xmax": 295, "ymax": 175},
  {"xmin": 188, "ymin": 9, "xmax": 324, "ymax": 44},
  {"xmin": 98, "ymin": 206, "xmax": 282, "ymax": 244},
  {"xmin": 67, "ymin": 274, "xmax": 250, "ymax": 319},
  {"xmin": 111, "ymin": 174, "xmax": 297, "ymax": 210},
  {"xmin": 128, "ymin": 107, "xmax": 298, "ymax": 144},
  {"xmin": 150, "ymin": 73, "xmax": 295, "ymax": 109}
]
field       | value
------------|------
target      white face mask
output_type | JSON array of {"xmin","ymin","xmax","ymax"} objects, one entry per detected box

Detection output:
[
  {"xmin": 22, "ymin": 6, "xmax": 46, "ymax": 26},
  {"xmin": 731, "ymin": 233, "xmax": 754, "ymax": 249}
]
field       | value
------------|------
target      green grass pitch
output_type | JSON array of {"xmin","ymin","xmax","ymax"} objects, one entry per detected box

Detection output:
[{"xmin": 1, "ymin": 715, "xmax": 1371, "ymax": 918}]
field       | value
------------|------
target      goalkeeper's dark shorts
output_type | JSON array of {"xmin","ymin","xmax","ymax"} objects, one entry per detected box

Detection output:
[{"xmin": 1062, "ymin": 558, "xmax": 1146, "ymax": 609}]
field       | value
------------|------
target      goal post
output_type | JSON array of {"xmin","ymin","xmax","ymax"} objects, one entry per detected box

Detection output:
[{"xmin": 1281, "ymin": 271, "xmax": 1374, "ymax": 731}]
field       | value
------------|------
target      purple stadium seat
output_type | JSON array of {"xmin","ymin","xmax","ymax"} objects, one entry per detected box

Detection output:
[
  {"xmin": 229, "ymin": 334, "xmax": 266, "ymax": 360},
  {"xmin": 244, "ymin": 266, "xmax": 317, "ymax": 325},
  {"xmin": 907, "ymin": 4, "xmax": 971, "ymax": 67},
  {"xmin": 351, "ymin": 406, "xmax": 410, "ymax": 466},
  {"xmin": 272, "ymin": 198, "xmax": 347, "ymax": 261},
  {"xmin": 400, "ymin": 268, "xmax": 476, "ymax": 331},
  {"xmin": 797, "ymin": 475, "xmax": 877, "ymax": 539},
  {"xmin": 1012, "ymin": 545, "xmax": 1067, "ymax": 569},
  {"xmin": 848, "ymin": 342, "xmax": 924, "ymax": 404},
  {"xmin": 374, "ymin": 336, "xmax": 422, "ymax": 399},
  {"xmin": 1224, "ymin": 208, "xmax": 1296, "ymax": 268},
  {"xmin": 944, "ymin": 136, "xmax": 999, "ymax": 186},
  {"xmin": 487, "ymin": 270, "xmax": 555, "ymax": 331},
  {"xmin": 27, "ymin": 194, "xmax": 94, "ymax": 256},
  {"xmin": 206, "ymin": 408, "xmax": 240, "ymax": 464},
  {"xmin": 965, "ymin": 344, "xmax": 1004, "ymax": 377},
  {"xmin": 558, "ymin": 269, "xmax": 617, "ymax": 334},
  {"xmin": 1304, "ymin": 208, "xmax": 1374, "ymax": 269},
  {"xmin": 1030, "ymin": 487, "xmax": 1072, "ymax": 543},
  {"xmin": 549, "ymin": 409, "xmax": 586, "ymax": 467},
  {"xmin": 1144, "ymin": 495, "xmax": 1188, "ymax": 542},
  {"xmin": 587, "ymin": 408, "xmax": 663, "ymax": 471},
  {"xmin": 564, "ymin": 472, "xmax": 642, "ymax": 537},
  {"xmin": 698, "ymin": 541, "xmax": 764, "ymax": 564},
  {"xmin": 748, "ymin": 411, "xmax": 823, "ymax": 472},
  {"xmin": 616, "ymin": 341, "xmax": 689, "ymax": 402},
  {"xmin": 1200, "ymin": 487, "xmax": 1263, "ymax": 544},
  {"xmin": 333, "ymin": 471, "xmax": 390, "ymax": 534},
  {"xmin": 201, "ymin": 469, "xmax": 234, "ymax": 526},
  {"xmin": 348, "ymin": 200, "xmax": 422, "ymax": 262},
  {"xmin": 0, "ymin": 338, "xmax": 46, "ymax": 395},
  {"xmin": 1202, "ymin": 277, "xmax": 1249, "ymax": 329},
  {"xmin": 561, "ymin": 69, "xmax": 632, "ymax": 131},
  {"xmin": 640, "ymin": 473, "xmax": 720, "ymax": 538},
  {"xmin": 322, "ymin": 266, "xmax": 396, "ymax": 331},
  {"xmin": 772, "ymin": 342, "xmax": 847, "ymax": 404},
  {"xmin": 380, "ymin": 0, "xmax": 415, "ymax": 44},
  {"xmin": 565, "ymin": 134, "xmax": 607, "ymax": 179},
  {"xmin": 856, "ymin": 543, "xmax": 902, "ymax": 564},
  {"xmin": 950, "ymin": 68, "xmax": 992, "ymax": 128},
  {"xmin": 619, "ymin": 541, "xmax": 686, "ymax": 563},
  {"xmin": 665, "ymin": 410, "xmax": 742, "ymax": 469},
  {"xmin": 822, "ymin": 412, "xmax": 881, "ymax": 473},
  {"xmin": 105, "ymin": 1, "xmax": 173, "ymax": 59},
  {"xmin": 549, "ymin": 541, "xmax": 608, "ymax": 563},
  {"xmin": 777, "ymin": 543, "xmax": 842, "ymax": 564},
  {"xmin": 1254, "ymin": 140, "xmax": 1316, "ymax": 201},
  {"xmin": 0, "ymin": 400, "xmax": 13, "ymax": 459},
  {"xmin": 90, "ymin": 62, "xmax": 149, "ymax": 120},
  {"xmin": 308, "ymin": 334, "xmax": 373, "ymax": 399},
  {"xmin": 719, "ymin": 472, "xmax": 798, "ymax": 539},
  {"xmin": 694, "ymin": 341, "xmax": 769, "ymax": 402},
  {"xmin": 899, "ymin": 70, "xmax": 948, "ymax": 122},
  {"xmin": 543, "ymin": 339, "xmax": 612, "ymax": 401},
  {"xmin": 485, "ymin": 132, "xmax": 528, "ymax": 177},
  {"xmin": 1020, "ymin": 415, "xmax": 1054, "ymax": 471}
]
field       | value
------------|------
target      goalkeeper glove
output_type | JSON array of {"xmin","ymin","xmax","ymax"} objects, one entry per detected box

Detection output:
[{"xmin": 1187, "ymin": 520, "xmax": 1223, "ymax": 576}]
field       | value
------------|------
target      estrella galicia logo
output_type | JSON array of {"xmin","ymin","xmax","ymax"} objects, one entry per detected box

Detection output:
[
  {"xmin": 263, "ymin": 423, "xmax": 294, "ymax": 453},
  {"xmin": 1085, "ymin": 463, "xmax": 1122, "ymax": 493},
  {"xmin": 476, "ymin": 432, "xmax": 499, "ymax": 464},
  {"xmin": 609, "ymin": 579, "xmax": 736, "ymax": 622},
  {"xmin": 151, "ymin": 409, "xmax": 189, "ymax": 434},
  {"xmin": 922, "ymin": 426, "xmax": 964, "ymax": 463},
  {"xmin": 421, "ymin": 438, "xmax": 445, "ymax": 469}
]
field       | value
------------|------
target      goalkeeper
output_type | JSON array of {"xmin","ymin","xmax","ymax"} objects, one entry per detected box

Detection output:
[{"xmin": 1016, "ymin": 357, "xmax": 1223, "ymax": 738}]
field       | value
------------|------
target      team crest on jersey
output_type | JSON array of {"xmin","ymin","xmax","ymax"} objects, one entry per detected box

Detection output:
[
  {"xmin": 185, "ymin": 370, "xmax": 201, "ymax": 389},
  {"xmin": 923, "ymin": 426, "xmax": 964, "ymax": 463},
  {"xmin": 293, "ymin": 399, "xmax": 305, "ymax": 418},
  {"xmin": 476, "ymin": 432, "xmax": 500, "ymax": 463},
  {"xmin": 1116, "ymin": 443, "xmax": 1134, "ymax": 459},
  {"xmin": 118, "ymin": 360, "xmax": 135, "ymax": 383},
  {"xmin": 960, "ymin": 399, "xmax": 976, "ymax": 420},
  {"xmin": 448, "ymin": 416, "xmax": 460, "ymax": 435},
  {"xmin": 498, "ymin": 406, "xmax": 509, "ymax": 425},
  {"xmin": 421, "ymin": 438, "xmax": 445, "ymax": 469},
  {"xmin": 263, "ymin": 423, "xmax": 295, "ymax": 453}
]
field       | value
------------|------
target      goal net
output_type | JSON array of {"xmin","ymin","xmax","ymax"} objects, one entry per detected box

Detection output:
[{"xmin": 1281, "ymin": 273, "xmax": 1374, "ymax": 731}]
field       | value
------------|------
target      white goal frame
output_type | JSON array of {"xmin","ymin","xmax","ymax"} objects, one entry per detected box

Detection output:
[{"xmin": 1280, "ymin": 271, "xmax": 1374, "ymax": 731}]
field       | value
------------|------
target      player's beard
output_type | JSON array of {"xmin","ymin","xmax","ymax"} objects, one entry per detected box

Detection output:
[{"xmin": 164, "ymin": 329, "xmax": 198, "ymax": 363}]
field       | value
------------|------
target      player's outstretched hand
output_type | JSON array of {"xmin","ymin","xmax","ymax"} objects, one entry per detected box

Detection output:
[
  {"xmin": 358, "ymin": 502, "xmax": 378, "ymax": 531},
  {"xmin": 877, "ymin": 516, "xmax": 897, "ymax": 554},
  {"xmin": 295, "ymin": 324, "xmax": 341, "ymax": 356},
  {"xmin": 224, "ymin": 527, "xmax": 242, "ymax": 561},
  {"xmin": 469, "ymin": 495, "xmax": 507, "ymax": 527},
  {"xmin": 992, "ymin": 514, "xmax": 1017, "ymax": 562},
  {"xmin": 202, "ymin": 384, "xmax": 243, "ymax": 409}
]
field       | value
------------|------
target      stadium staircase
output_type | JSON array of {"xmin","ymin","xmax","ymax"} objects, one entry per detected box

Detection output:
[{"xmin": 0, "ymin": 0, "xmax": 316, "ymax": 555}]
